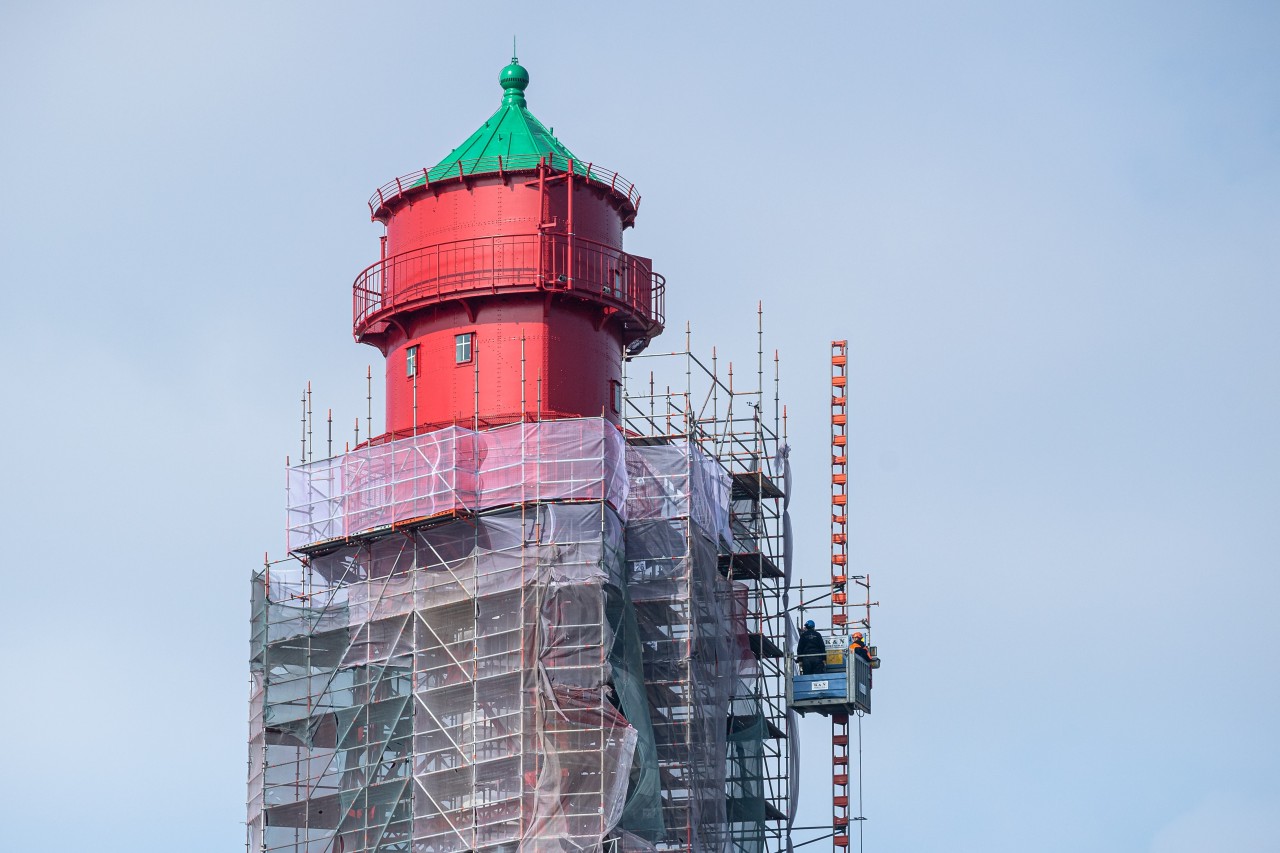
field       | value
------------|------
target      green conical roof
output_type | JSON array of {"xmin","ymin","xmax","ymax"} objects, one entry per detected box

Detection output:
[
  {"xmin": 424, "ymin": 57, "xmax": 580, "ymax": 181},
  {"xmin": 372, "ymin": 57, "xmax": 640, "ymax": 225}
]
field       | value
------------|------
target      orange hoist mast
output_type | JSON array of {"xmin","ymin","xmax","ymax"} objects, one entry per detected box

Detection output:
[{"xmin": 829, "ymin": 341, "xmax": 852, "ymax": 849}]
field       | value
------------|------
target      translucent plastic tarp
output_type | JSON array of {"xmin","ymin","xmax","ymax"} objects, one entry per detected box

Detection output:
[
  {"xmin": 253, "ymin": 434, "xmax": 778, "ymax": 853},
  {"xmin": 623, "ymin": 442, "xmax": 732, "ymax": 547},
  {"xmin": 250, "ymin": 504, "xmax": 657, "ymax": 853},
  {"xmin": 287, "ymin": 418, "xmax": 629, "ymax": 552},
  {"xmin": 623, "ymin": 444, "xmax": 737, "ymax": 853}
]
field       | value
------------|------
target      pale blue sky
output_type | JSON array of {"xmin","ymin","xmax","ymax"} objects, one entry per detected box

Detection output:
[{"xmin": 1, "ymin": 2, "xmax": 1277, "ymax": 851}]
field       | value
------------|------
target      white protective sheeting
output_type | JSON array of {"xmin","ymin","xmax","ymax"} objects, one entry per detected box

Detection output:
[
  {"xmin": 286, "ymin": 418, "xmax": 629, "ymax": 552},
  {"xmin": 250, "ymin": 504, "xmax": 649, "ymax": 853}
]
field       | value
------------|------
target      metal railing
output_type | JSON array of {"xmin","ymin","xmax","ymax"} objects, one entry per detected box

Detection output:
[
  {"xmin": 368, "ymin": 154, "xmax": 641, "ymax": 217},
  {"xmin": 353, "ymin": 232, "xmax": 664, "ymax": 334}
]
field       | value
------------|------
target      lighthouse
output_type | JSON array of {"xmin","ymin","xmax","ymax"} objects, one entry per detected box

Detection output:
[
  {"xmin": 249, "ymin": 58, "xmax": 792, "ymax": 853},
  {"xmin": 355, "ymin": 55, "xmax": 662, "ymax": 435}
]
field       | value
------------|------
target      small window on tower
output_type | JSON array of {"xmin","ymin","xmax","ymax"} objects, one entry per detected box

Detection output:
[
  {"xmin": 406, "ymin": 345, "xmax": 419, "ymax": 378},
  {"xmin": 610, "ymin": 380, "xmax": 623, "ymax": 413},
  {"xmin": 455, "ymin": 333, "xmax": 474, "ymax": 364}
]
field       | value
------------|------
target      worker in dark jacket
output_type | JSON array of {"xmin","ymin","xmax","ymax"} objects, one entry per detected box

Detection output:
[{"xmin": 797, "ymin": 620, "xmax": 827, "ymax": 674}]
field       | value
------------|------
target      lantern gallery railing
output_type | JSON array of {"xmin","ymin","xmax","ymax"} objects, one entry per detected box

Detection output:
[
  {"xmin": 353, "ymin": 232, "xmax": 665, "ymax": 336},
  {"xmin": 368, "ymin": 154, "xmax": 641, "ymax": 218}
]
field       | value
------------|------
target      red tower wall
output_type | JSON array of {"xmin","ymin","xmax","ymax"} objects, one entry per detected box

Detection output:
[
  {"xmin": 384, "ymin": 174, "xmax": 623, "ymax": 255},
  {"xmin": 379, "ymin": 297, "xmax": 622, "ymax": 430}
]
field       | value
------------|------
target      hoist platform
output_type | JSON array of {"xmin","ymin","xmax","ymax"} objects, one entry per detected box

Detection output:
[{"xmin": 787, "ymin": 646, "xmax": 874, "ymax": 716}]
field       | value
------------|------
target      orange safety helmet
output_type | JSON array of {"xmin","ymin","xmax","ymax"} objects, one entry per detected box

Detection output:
[{"xmin": 851, "ymin": 632, "xmax": 864, "ymax": 641}]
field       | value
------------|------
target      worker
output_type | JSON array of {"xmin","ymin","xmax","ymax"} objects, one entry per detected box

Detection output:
[
  {"xmin": 850, "ymin": 631, "xmax": 870, "ymax": 661},
  {"xmin": 797, "ymin": 620, "xmax": 827, "ymax": 674}
]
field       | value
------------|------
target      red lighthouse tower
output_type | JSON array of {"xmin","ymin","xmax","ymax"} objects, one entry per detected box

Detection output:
[
  {"xmin": 355, "ymin": 55, "xmax": 664, "ymax": 436},
  {"xmin": 253, "ymin": 56, "xmax": 800, "ymax": 853}
]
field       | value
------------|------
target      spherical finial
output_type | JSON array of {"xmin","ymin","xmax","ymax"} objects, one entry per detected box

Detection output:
[{"xmin": 500, "ymin": 57, "xmax": 529, "ymax": 106}]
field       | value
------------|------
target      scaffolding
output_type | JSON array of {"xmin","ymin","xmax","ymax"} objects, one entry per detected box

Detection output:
[
  {"xmin": 251, "ymin": 501, "xmax": 658, "ymax": 853},
  {"xmin": 254, "ymin": 418, "xmax": 656, "ymax": 853},
  {"xmin": 620, "ymin": 309, "xmax": 793, "ymax": 853},
  {"xmin": 252, "ymin": 304, "xmax": 793, "ymax": 853}
]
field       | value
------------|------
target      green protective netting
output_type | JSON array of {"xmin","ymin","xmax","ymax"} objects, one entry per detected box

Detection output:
[
  {"xmin": 607, "ymin": 580, "xmax": 664, "ymax": 841},
  {"xmin": 727, "ymin": 709, "xmax": 768, "ymax": 853}
]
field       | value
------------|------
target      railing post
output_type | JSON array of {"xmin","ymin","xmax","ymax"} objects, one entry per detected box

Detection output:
[
  {"xmin": 567, "ymin": 159, "xmax": 575, "ymax": 290},
  {"xmin": 536, "ymin": 159, "xmax": 546, "ymax": 286}
]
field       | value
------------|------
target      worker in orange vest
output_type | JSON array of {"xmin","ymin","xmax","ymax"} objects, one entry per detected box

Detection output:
[{"xmin": 850, "ymin": 632, "xmax": 870, "ymax": 661}]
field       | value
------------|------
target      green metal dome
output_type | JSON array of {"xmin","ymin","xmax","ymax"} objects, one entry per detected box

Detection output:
[
  {"xmin": 424, "ymin": 57, "xmax": 580, "ymax": 182},
  {"xmin": 498, "ymin": 58, "xmax": 530, "ymax": 105}
]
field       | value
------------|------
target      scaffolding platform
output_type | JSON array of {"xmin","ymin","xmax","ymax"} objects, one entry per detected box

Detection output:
[
  {"xmin": 728, "ymin": 714, "xmax": 785, "ymax": 741},
  {"xmin": 719, "ymin": 551, "xmax": 783, "ymax": 580},
  {"xmin": 729, "ymin": 470, "xmax": 785, "ymax": 501},
  {"xmin": 748, "ymin": 633, "xmax": 785, "ymax": 659},
  {"xmin": 625, "ymin": 433, "xmax": 676, "ymax": 447}
]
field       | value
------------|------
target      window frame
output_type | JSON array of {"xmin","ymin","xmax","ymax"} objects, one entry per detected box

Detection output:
[{"xmin": 455, "ymin": 333, "xmax": 474, "ymax": 365}]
